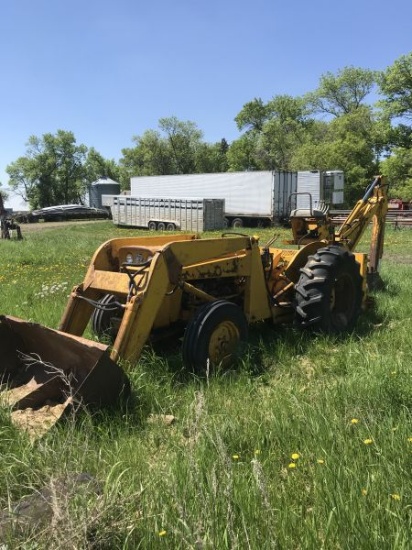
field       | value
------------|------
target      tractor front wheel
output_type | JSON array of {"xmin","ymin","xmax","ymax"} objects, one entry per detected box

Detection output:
[
  {"xmin": 294, "ymin": 245, "xmax": 363, "ymax": 333},
  {"xmin": 182, "ymin": 300, "xmax": 248, "ymax": 375}
]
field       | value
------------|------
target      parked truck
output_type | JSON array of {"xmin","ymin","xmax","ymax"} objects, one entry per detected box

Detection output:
[
  {"xmin": 125, "ymin": 170, "xmax": 344, "ymax": 228},
  {"xmin": 108, "ymin": 196, "xmax": 225, "ymax": 232}
]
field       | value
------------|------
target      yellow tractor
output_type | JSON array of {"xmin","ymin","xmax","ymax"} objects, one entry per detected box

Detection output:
[{"xmin": 0, "ymin": 176, "xmax": 388, "ymax": 435}]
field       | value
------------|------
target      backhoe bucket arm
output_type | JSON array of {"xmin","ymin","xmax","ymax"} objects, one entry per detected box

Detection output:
[{"xmin": 337, "ymin": 176, "xmax": 388, "ymax": 255}]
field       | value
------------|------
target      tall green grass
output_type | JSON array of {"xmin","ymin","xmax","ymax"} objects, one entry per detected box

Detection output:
[{"xmin": 0, "ymin": 221, "xmax": 411, "ymax": 548}]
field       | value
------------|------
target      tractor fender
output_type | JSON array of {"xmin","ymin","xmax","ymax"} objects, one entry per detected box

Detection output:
[{"xmin": 284, "ymin": 241, "xmax": 331, "ymax": 283}]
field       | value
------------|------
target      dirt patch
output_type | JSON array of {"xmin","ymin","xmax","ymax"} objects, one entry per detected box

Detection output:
[
  {"xmin": 11, "ymin": 401, "xmax": 69, "ymax": 439},
  {"xmin": 20, "ymin": 220, "xmax": 107, "ymax": 234},
  {"xmin": 382, "ymin": 252, "xmax": 412, "ymax": 265}
]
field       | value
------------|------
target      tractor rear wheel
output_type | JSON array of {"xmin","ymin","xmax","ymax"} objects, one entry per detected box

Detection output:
[
  {"xmin": 91, "ymin": 294, "xmax": 123, "ymax": 339},
  {"xmin": 182, "ymin": 300, "xmax": 248, "ymax": 375},
  {"xmin": 294, "ymin": 245, "xmax": 363, "ymax": 333}
]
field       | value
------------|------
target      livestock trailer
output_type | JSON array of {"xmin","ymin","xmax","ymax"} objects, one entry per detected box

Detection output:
[{"xmin": 109, "ymin": 196, "xmax": 225, "ymax": 231}]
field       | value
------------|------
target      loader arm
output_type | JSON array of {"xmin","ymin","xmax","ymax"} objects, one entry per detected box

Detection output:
[
  {"xmin": 336, "ymin": 176, "xmax": 388, "ymax": 274},
  {"xmin": 110, "ymin": 235, "xmax": 271, "ymax": 364}
]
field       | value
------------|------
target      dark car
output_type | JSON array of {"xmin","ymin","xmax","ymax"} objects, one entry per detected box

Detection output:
[{"xmin": 29, "ymin": 204, "xmax": 111, "ymax": 222}]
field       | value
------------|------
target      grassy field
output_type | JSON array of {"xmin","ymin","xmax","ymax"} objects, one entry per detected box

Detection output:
[{"xmin": 0, "ymin": 221, "xmax": 412, "ymax": 549}]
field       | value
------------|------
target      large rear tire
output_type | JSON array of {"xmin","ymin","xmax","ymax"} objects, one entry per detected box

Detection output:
[
  {"xmin": 295, "ymin": 245, "xmax": 363, "ymax": 333},
  {"xmin": 182, "ymin": 300, "xmax": 248, "ymax": 375}
]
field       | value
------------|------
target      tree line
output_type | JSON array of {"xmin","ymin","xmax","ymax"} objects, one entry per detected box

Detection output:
[{"xmin": 3, "ymin": 52, "xmax": 412, "ymax": 209}]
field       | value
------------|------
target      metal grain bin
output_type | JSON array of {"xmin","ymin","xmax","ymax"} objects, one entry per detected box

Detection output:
[{"xmin": 89, "ymin": 177, "xmax": 121, "ymax": 209}]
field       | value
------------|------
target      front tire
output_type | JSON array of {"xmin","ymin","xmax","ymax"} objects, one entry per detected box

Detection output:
[
  {"xmin": 294, "ymin": 245, "xmax": 363, "ymax": 333},
  {"xmin": 182, "ymin": 300, "xmax": 248, "ymax": 375}
]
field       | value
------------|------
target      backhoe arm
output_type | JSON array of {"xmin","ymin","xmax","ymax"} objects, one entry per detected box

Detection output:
[{"xmin": 336, "ymin": 176, "xmax": 388, "ymax": 274}]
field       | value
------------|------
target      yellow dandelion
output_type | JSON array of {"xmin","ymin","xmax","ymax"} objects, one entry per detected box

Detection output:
[
  {"xmin": 363, "ymin": 438, "xmax": 373, "ymax": 445},
  {"xmin": 288, "ymin": 462, "xmax": 297, "ymax": 469},
  {"xmin": 351, "ymin": 418, "xmax": 359, "ymax": 424},
  {"xmin": 317, "ymin": 459, "xmax": 325, "ymax": 464},
  {"xmin": 232, "ymin": 454, "xmax": 239, "ymax": 460},
  {"xmin": 361, "ymin": 488, "xmax": 368, "ymax": 496},
  {"xmin": 254, "ymin": 449, "xmax": 261, "ymax": 456},
  {"xmin": 407, "ymin": 437, "xmax": 412, "ymax": 443},
  {"xmin": 158, "ymin": 530, "xmax": 167, "ymax": 537},
  {"xmin": 390, "ymin": 493, "xmax": 401, "ymax": 501},
  {"xmin": 291, "ymin": 453, "xmax": 300, "ymax": 460}
]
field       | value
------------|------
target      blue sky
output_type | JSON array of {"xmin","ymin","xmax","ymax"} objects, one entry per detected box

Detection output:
[{"xmin": 1, "ymin": 0, "xmax": 411, "ymax": 209}]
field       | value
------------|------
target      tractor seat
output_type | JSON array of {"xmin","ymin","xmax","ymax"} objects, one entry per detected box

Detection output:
[{"xmin": 290, "ymin": 208, "xmax": 327, "ymax": 218}]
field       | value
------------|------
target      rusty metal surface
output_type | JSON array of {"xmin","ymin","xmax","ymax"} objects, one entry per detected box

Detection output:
[{"xmin": 0, "ymin": 315, "xmax": 130, "ymax": 437}]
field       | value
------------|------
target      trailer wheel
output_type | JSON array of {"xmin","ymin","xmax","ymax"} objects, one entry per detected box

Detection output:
[
  {"xmin": 231, "ymin": 218, "xmax": 243, "ymax": 229},
  {"xmin": 182, "ymin": 300, "xmax": 248, "ymax": 375},
  {"xmin": 148, "ymin": 221, "xmax": 157, "ymax": 231},
  {"xmin": 91, "ymin": 294, "xmax": 123, "ymax": 339},
  {"xmin": 166, "ymin": 222, "xmax": 175, "ymax": 231},
  {"xmin": 157, "ymin": 222, "xmax": 166, "ymax": 231},
  {"xmin": 294, "ymin": 245, "xmax": 363, "ymax": 333}
]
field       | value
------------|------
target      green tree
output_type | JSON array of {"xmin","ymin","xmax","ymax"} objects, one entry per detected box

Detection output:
[
  {"xmin": 292, "ymin": 108, "xmax": 379, "ymax": 204},
  {"xmin": 159, "ymin": 116, "xmax": 203, "ymax": 174},
  {"xmin": 6, "ymin": 152, "xmax": 42, "ymax": 205},
  {"xmin": 257, "ymin": 96, "xmax": 312, "ymax": 170},
  {"xmin": 376, "ymin": 53, "xmax": 412, "ymax": 200},
  {"xmin": 120, "ymin": 129, "xmax": 173, "ymax": 182},
  {"xmin": 306, "ymin": 66, "xmax": 377, "ymax": 117},
  {"xmin": 7, "ymin": 130, "xmax": 88, "ymax": 209},
  {"xmin": 226, "ymin": 134, "xmax": 261, "ymax": 171},
  {"xmin": 231, "ymin": 95, "xmax": 313, "ymax": 171},
  {"xmin": 120, "ymin": 117, "xmax": 224, "ymax": 180},
  {"xmin": 84, "ymin": 148, "xmax": 121, "ymax": 185},
  {"xmin": 0, "ymin": 183, "xmax": 8, "ymax": 203},
  {"xmin": 378, "ymin": 52, "xmax": 412, "ymax": 121},
  {"xmin": 235, "ymin": 98, "xmax": 272, "ymax": 133},
  {"xmin": 380, "ymin": 148, "xmax": 412, "ymax": 200},
  {"xmin": 194, "ymin": 139, "xmax": 229, "ymax": 173}
]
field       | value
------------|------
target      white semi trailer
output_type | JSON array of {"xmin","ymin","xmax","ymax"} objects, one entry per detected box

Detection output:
[
  {"xmin": 296, "ymin": 171, "xmax": 344, "ymax": 210},
  {"xmin": 129, "ymin": 170, "xmax": 344, "ymax": 228}
]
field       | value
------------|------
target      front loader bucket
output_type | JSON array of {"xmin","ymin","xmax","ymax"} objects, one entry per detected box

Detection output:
[{"xmin": 0, "ymin": 315, "xmax": 130, "ymax": 438}]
